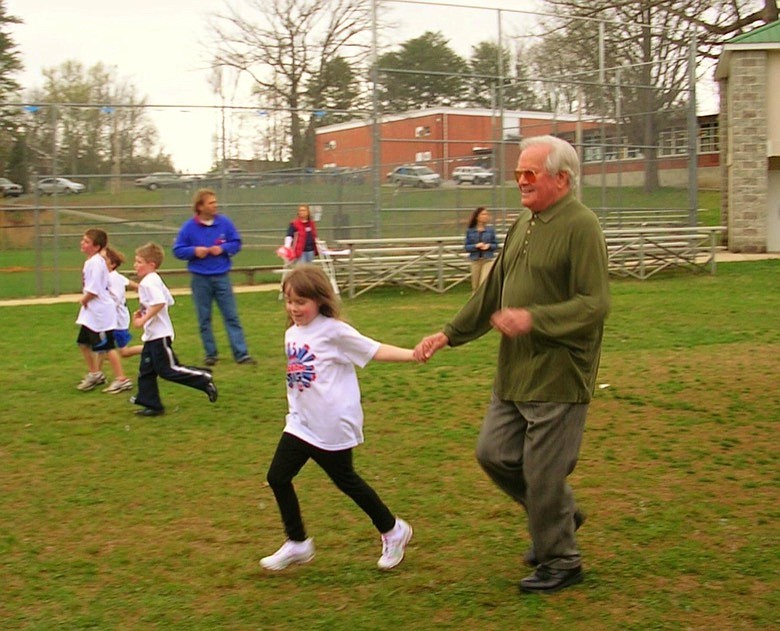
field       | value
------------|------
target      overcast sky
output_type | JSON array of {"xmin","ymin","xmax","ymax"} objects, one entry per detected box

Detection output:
[
  {"xmin": 7, "ymin": 0, "xmax": 537, "ymax": 172},
  {"xmin": 7, "ymin": 0, "xmax": 229, "ymax": 172},
  {"xmin": 6, "ymin": 0, "xmax": 715, "ymax": 173}
]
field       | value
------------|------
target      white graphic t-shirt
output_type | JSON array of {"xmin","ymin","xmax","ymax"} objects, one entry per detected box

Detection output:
[
  {"xmin": 137, "ymin": 272, "xmax": 175, "ymax": 342},
  {"xmin": 284, "ymin": 314, "xmax": 380, "ymax": 451}
]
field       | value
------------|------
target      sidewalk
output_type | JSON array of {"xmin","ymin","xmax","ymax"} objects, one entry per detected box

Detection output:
[
  {"xmin": 0, "ymin": 282, "xmax": 280, "ymax": 308},
  {"xmin": 711, "ymin": 251, "xmax": 780, "ymax": 263},
  {"xmin": 1, "ymin": 252, "xmax": 777, "ymax": 308}
]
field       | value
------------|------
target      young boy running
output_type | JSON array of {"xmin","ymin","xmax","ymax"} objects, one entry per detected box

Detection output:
[
  {"xmin": 75, "ymin": 229, "xmax": 129, "ymax": 392},
  {"xmin": 130, "ymin": 242, "xmax": 217, "ymax": 416}
]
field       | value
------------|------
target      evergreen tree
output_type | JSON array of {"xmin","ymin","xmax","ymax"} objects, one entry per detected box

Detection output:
[
  {"xmin": 377, "ymin": 31, "xmax": 467, "ymax": 112},
  {"xmin": 468, "ymin": 40, "xmax": 538, "ymax": 111},
  {"xmin": 0, "ymin": 0, "xmax": 23, "ymax": 178}
]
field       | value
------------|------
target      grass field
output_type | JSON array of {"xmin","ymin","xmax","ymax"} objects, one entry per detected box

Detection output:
[{"xmin": 1, "ymin": 260, "xmax": 778, "ymax": 629}]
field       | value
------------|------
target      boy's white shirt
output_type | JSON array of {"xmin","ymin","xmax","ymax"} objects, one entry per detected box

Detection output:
[
  {"xmin": 284, "ymin": 314, "xmax": 380, "ymax": 451},
  {"xmin": 76, "ymin": 252, "xmax": 117, "ymax": 332},
  {"xmin": 137, "ymin": 271, "xmax": 175, "ymax": 342},
  {"xmin": 108, "ymin": 270, "xmax": 131, "ymax": 330}
]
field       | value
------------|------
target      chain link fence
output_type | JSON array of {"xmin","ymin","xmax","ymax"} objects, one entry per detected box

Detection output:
[{"xmin": 1, "ymin": 1, "xmax": 711, "ymax": 299}]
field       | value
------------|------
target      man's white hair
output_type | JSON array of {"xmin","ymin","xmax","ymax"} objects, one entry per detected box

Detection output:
[{"xmin": 520, "ymin": 135, "xmax": 580, "ymax": 189}]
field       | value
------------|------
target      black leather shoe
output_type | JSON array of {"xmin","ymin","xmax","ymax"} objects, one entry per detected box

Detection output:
[
  {"xmin": 135, "ymin": 407, "xmax": 164, "ymax": 417},
  {"xmin": 519, "ymin": 566, "xmax": 583, "ymax": 594},
  {"xmin": 524, "ymin": 509, "xmax": 586, "ymax": 567},
  {"xmin": 205, "ymin": 381, "xmax": 218, "ymax": 403}
]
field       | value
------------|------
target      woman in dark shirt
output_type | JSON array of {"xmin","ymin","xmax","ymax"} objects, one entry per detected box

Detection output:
[{"xmin": 464, "ymin": 206, "xmax": 498, "ymax": 291}]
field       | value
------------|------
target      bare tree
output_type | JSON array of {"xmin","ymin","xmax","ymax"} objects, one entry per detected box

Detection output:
[
  {"xmin": 210, "ymin": 0, "xmax": 372, "ymax": 168},
  {"xmin": 662, "ymin": 0, "xmax": 778, "ymax": 58},
  {"xmin": 24, "ymin": 61, "xmax": 170, "ymax": 179},
  {"xmin": 543, "ymin": 0, "xmax": 778, "ymax": 66},
  {"xmin": 533, "ymin": 0, "xmax": 776, "ymax": 192}
]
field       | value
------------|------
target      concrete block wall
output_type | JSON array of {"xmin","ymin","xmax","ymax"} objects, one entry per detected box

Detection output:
[
  {"xmin": 726, "ymin": 51, "xmax": 768, "ymax": 252},
  {"xmin": 719, "ymin": 80, "xmax": 729, "ymax": 240}
]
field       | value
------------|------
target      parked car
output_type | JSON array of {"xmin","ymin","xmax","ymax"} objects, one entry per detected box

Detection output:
[
  {"xmin": 386, "ymin": 165, "xmax": 442, "ymax": 188},
  {"xmin": 0, "ymin": 177, "xmax": 23, "ymax": 197},
  {"xmin": 202, "ymin": 168, "xmax": 260, "ymax": 188},
  {"xmin": 36, "ymin": 177, "xmax": 86, "ymax": 195},
  {"xmin": 320, "ymin": 166, "xmax": 369, "ymax": 185},
  {"xmin": 134, "ymin": 172, "xmax": 184, "ymax": 190},
  {"xmin": 452, "ymin": 166, "xmax": 495, "ymax": 185},
  {"xmin": 224, "ymin": 168, "xmax": 258, "ymax": 187}
]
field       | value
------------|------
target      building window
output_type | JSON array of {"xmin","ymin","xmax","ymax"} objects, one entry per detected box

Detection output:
[
  {"xmin": 325, "ymin": 140, "xmax": 337, "ymax": 150},
  {"xmin": 626, "ymin": 145, "xmax": 642, "ymax": 159},
  {"xmin": 582, "ymin": 131, "xmax": 602, "ymax": 163},
  {"xmin": 580, "ymin": 130, "xmax": 643, "ymax": 162},
  {"xmin": 583, "ymin": 144, "xmax": 603, "ymax": 162},
  {"xmin": 415, "ymin": 126, "xmax": 431, "ymax": 137},
  {"xmin": 415, "ymin": 151, "xmax": 432, "ymax": 162},
  {"xmin": 699, "ymin": 122, "xmax": 719, "ymax": 153},
  {"xmin": 659, "ymin": 129, "xmax": 688, "ymax": 156}
]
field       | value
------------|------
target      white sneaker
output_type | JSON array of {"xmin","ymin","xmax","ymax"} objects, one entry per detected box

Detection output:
[
  {"xmin": 260, "ymin": 538, "xmax": 315, "ymax": 571},
  {"xmin": 377, "ymin": 518, "xmax": 413, "ymax": 570},
  {"xmin": 102, "ymin": 378, "xmax": 133, "ymax": 394},
  {"xmin": 76, "ymin": 372, "xmax": 106, "ymax": 391}
]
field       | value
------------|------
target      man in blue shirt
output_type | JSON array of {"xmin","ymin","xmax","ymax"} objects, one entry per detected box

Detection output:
[{"xmin": 173, "ymin": 188, "xmax": 255, "ymax": 366}]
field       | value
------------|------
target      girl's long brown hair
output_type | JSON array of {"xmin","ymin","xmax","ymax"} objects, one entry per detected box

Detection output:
[
  {"xmin": 467, "ymin": 206, "xmax": 487, "ymax": 229},
  {"xmin": 282, "ymin": 264, "xmax": 341, "ymax": 326}
]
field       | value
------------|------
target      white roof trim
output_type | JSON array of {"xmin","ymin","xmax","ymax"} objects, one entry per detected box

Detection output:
[
  {"xmin": 716, "ymin": 43, "xmax": 780, "ymax": 79},
  {"xmin": 315, "ymin": 108, "xmax": 589, "ymax": 136},
  {"xmin": 722, "ymin": 42, "xmax": 780, "ymax": 52}
]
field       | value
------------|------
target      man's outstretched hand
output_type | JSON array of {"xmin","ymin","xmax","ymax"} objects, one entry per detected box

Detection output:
[{"xmin": 413, "ymin": 332, "xmax": 449, "ymax": 362}]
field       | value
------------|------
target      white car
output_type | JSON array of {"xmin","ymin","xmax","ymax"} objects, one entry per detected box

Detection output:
[
  {"xmin": 452, "ymin": 166, "xmax": 495, "ymax": 185},
  {"xmin": 36, "ymin": 177, "xmax": 86, "ymax": 195},
  {"xmin": 0, "ymin": 177, "xmax": 23, "ymax": 197},
  {"xmin": 386, "ymin": 166, "xmax": 442, "ymax": 188},
  {"xmin": 134, "ymin": 172, "xmax": 184, "ymax": 190}
]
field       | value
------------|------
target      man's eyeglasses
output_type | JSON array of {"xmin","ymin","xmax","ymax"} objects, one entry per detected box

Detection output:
[{"xmin": 514, "ymin": 169, "xmax": 540, "ymax": 184}]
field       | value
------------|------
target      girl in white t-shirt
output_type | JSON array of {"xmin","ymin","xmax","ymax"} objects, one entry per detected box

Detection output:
[
  {"xmin": 261, "ymin": 265, "xmax": 418, "ymax": 573},
  {"xmin": 104, "ymin": 247, "xmax": 141, "ymax": 357},
  {"xmin": 97, "ymin": 247, "xmax": 143, "ymax": 394}
]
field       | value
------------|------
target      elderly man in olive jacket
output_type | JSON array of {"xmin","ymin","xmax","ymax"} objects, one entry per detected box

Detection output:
[{"xmin": 415, "ymin": 135, "xmax": 610, "ymax": 594}]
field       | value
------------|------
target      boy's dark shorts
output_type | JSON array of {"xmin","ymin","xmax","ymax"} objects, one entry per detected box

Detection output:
[{"xmin": 77, "ymin": 325, "xmax": 116, "ymax": 352}]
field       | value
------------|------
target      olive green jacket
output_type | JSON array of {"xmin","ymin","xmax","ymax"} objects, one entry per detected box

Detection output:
[{"xmin": 443, "ymin": 192, "xmax": 610, "ymax": 403}]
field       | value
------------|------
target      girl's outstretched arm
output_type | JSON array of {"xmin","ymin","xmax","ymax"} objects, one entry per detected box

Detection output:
[{"xmin": 373, "ymin": 343, "xmax": 417, "ymax": 363}]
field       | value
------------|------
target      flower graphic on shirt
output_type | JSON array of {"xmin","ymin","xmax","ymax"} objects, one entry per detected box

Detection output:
[{"xmin": 287, "ymin": 342, "xmax": 316, "ymax": 391}]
